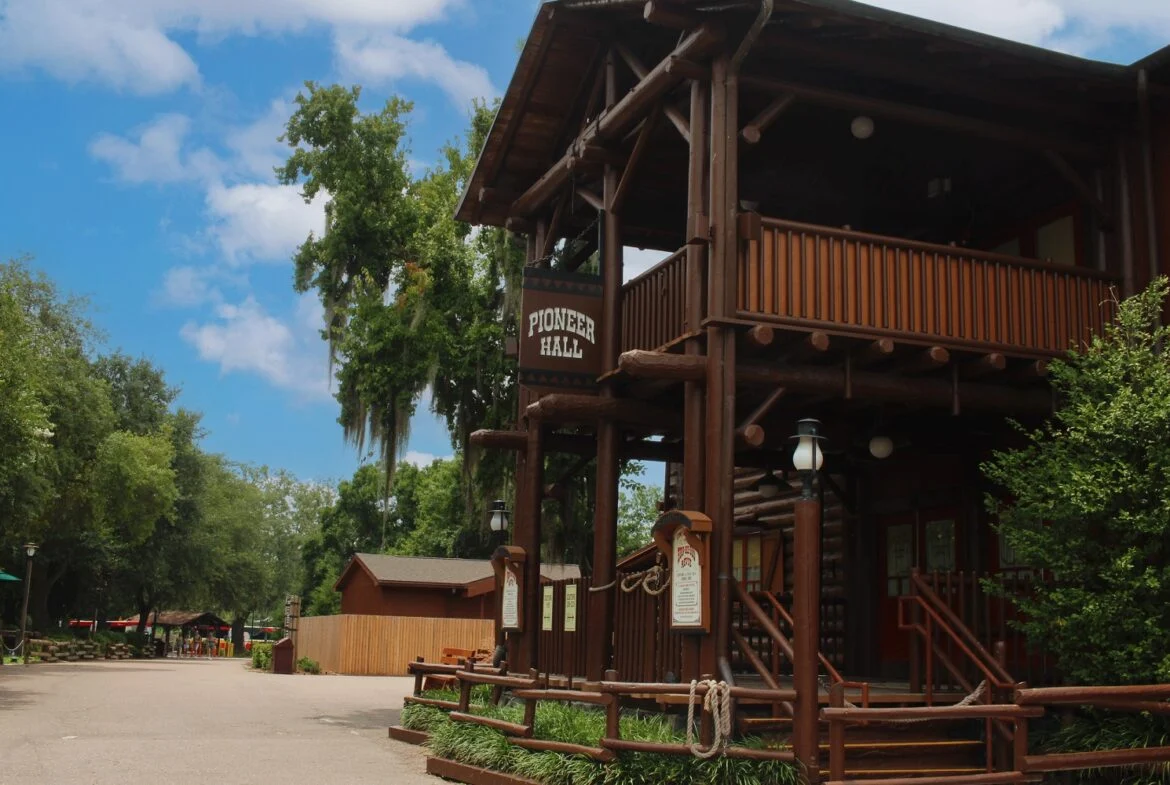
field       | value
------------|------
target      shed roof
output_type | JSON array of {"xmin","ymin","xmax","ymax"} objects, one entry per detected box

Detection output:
[
  {"xmin": 119, "ymin": 611, "xmax": 229, "ymax": 628},
  {"xmin": 337, "ymin": 553, "xmax": 581, "ymax": 591}
]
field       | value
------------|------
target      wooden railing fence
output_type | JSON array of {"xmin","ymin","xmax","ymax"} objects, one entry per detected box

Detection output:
[
  {"xmin": 620, "ymin": 248, "xmax": 688, "ymax": 353},
  {"xmin": 613, "ymin": 568, "xmax": 684, "ymax": 683},
  {"xmin": 740, "ymin": 218, "xmax": 1118, "ymax": 356}
]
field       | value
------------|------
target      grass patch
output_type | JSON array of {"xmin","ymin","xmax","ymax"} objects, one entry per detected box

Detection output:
[
  {"xmin": 1038, "ymin": 711, "xmax": 1170, "ymax": 785},
  {"xmin": 402, "ymin": 695, "xmax": 798, "ymax": 785}
]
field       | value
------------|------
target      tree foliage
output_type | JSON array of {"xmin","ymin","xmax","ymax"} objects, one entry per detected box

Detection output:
[
  {"xmin": 984, "ymin": 279, "xmax": 1170, "ymax": 685},
  {"xmin": 280, "ymin": 84, "xmax": 523, "ymax": 514}
]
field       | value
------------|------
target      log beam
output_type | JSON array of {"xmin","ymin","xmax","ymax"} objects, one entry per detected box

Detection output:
[
  {"xmin": 1043, "ymin": 150, "xmax": 1114, "ymax": 230},
  {"xmin": 855, "ymin": 338, "xmax": 895, "ymax": 367},
  {"xmin": 786, "ymin": 330, "xmax": 831, "ymax": 361},
  {"xmin": 741, "ymin": 94, "xmax": 795, "ymax": 144},
  {"xmin": 740, "ymin": 74, "xmax": 1100, "ymax": 159},
  {"xmin": 611, "ymin": 107, "xmax": 660, "ymax": 214},
  {"xmin": 511, "ymin": 24, "xmax": 723, "ymax": 217},
  {"xmin": 744, "ymin": 324, "xmax": 775, "ymax": 349},
  {"xmin": 963, "ymin": 352, "xmax": 1007, "ymax": 379},
  {"xmin": 617, "ymin": 350, "xmax": 1051, "ymax": 413},
  {"xmin": 643, "ymin": 0, "xmax": 698, "ymax": 29},
  {"xmin": 576, "ymin": 187, "xmax": 604, "ymax": 212},
  {"xmin": 736, "ymin": 423, "xmax": 766, "ymax": 449},
  {"xmin": 900, "ymin": 346, "xmax": 950, "ymax": 374},
  {"xmin": 614, "ymin": 43, "xmax": 691, "ymax": 144}
]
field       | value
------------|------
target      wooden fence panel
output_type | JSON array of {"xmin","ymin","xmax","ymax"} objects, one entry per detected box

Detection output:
[
  {"xmin": 538, "ymin": 577, "xmax": 591, "ymax": 678},
  {"xmin": 296, "ymin": 615, "xmax": 493, "ymax": 676},
  {"xmin": 297, "ymin": 615, "xmax": 343, "ymax": 674}
]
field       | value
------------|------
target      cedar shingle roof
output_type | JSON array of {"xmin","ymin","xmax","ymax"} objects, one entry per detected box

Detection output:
[{"xmin": 343, "ymin": 554, "xmax": 580, "ymax": 589}]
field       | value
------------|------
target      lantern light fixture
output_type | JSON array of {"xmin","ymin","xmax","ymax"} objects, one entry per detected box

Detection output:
[
  {"xmin": 868, "ymin": 435, "xmax": 895, "ymax": 460},
  {"xmin": 24, "ymin": 543, "xmax": 38, "ymax": 559},
  {"xmin": 489, "ymin": 500, "xmax": 510, "ymax": 533},
  {"xmin": 851, "ymin": 115, "xmax": 875, "ymax": 140},
  {"xmin": 790, "ymin": 419, "xmax": 825, "ymax": 498}
]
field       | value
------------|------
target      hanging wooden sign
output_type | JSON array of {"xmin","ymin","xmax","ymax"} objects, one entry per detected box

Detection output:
[
  {"xmin": 492, "ymin": 546, "xmax": 527, "ymax": 633},
  {"xmin": 518, "ymin": 268, "xmax": 604, "ymax": 393},
  {"xmin": 652, "ymin": 510, "xmax": 713, "ymax": 633}
]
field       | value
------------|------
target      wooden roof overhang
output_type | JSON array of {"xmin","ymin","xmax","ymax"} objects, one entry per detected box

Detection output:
[{"xmin": 457, "ymin": 0, "xmax": 1156, "ymax": 252}]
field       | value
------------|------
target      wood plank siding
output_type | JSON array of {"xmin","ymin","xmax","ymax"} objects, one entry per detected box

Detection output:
[
  {"xmin": 738, "ymin": 218, "xmax": 1119, "ymax": 357},
  {"xmin": 297, "ymin": 615, "xmax": 493, "ymax": 676}
]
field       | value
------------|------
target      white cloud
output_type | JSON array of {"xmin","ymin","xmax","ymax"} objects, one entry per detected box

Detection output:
[
  {"xmin": 0, "ymin": 1, "xmax": 200, "ymax": 94},
  {"xmin": 205, "ymin": 182, "xmax": 327, "ymax": 262},
  {"xmin": 623, "ymin": 247, "xmax": 673, "ymax": 283},
  {"xmin": 335, "ymin": 31, "xmax": 497, "ymax": 108},
  {"xmin": 402, "ymin": 450, "xmax": 450, "ymax": 467},
  {"xmin": 156, "ymin": 265, "xmax": 225, "ymax": 307},
  {"xmin": 89, "ymin": 114, "xmax": 221, "ymax": 184},
  {"xmin": 0, "ymin": 0, "xmax": 464, "ymax": 95},
  {"xmin": 225, "ymin": 98, "xmax": 295, "ymax": 181},
  {"xmin": 180, "ymin": 295, "xmax": 333, "ymax": 402}
]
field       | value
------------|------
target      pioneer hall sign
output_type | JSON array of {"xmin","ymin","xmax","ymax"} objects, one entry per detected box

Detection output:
[{"xmin": 519, "ymin": 267, "xmax": 604, "ymax": 392}]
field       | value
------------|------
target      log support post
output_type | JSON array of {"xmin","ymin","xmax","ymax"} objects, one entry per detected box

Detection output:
[
  {"xmin": 587, "ymin": 49, "xmax": 624, "ymax": 681},
  {"xmin": 793, "ymin": 483, "xmax": 823, "ymax": 783},
  {"xmin": 705, "ymin": 51, "xmax": 738, "ymax": 682},
  {"xmin": 520, "ymin": 423, "xmax": 545, "ymax": 672},
  {"xmin": 682, "ymin": 75, "xmax": 710, "ymax": 681}
]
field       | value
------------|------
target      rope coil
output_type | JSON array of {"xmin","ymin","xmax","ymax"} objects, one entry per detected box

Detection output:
[
  {"xmin": 686, "ymin": 679, "xmax": 733, "ymax": 758},
  {"xmin": 588, "ymin": 560, "xmax": 671, "ymax": 595}
]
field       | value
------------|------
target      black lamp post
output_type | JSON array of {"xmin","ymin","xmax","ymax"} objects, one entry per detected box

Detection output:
[{"xmin": 20, "ymin": 543, "xmax": 37, "ymax": 665}]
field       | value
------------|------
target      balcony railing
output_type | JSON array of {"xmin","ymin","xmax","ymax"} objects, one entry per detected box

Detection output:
[
  {"xmin": 739, "ymin": 218, "xmax": 1119, "ymax": 356},
  {"xmin": 620, "ymin": 248, "xmax": 688, "ymax": 353}
]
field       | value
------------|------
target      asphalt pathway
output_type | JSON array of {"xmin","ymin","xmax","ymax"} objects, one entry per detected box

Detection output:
[{"xmin": 0, "ymin": 658, "xmax": 435, "ymax": 785}]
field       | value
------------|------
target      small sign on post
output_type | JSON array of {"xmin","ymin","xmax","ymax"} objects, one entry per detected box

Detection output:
[
  {"xmin": 652, "ymin": 510, "xmax": 713, "ymax": 633},
  {"xmin": 563, "ymin": 584, "xmax": 578, "ymax": 632},
  {"xmin": 492, "ymin": 546, "xmax": 527, "ymax": 633},
  {"xmin": 541, "ymin": 586, "xmax": 554, "ymax": 631}
]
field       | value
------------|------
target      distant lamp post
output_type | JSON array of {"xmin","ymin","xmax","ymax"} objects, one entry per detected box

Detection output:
[
  {"xmin": 753, "ymin": 469, "xmax": 785, "ymax": 499},
  {"xmin": 869, "ymin": 434, "xmax": 895, "ymax": 460},
  {"xmin": 489, "ymin": 500, "xmax": 511, "ymax": 536},
  {"xmin": 789, "ymin": 418, "xmax": 825, "ymax": 779},
  {"xmin": 20, "ymin": 543, "xmax": 38, "ymax": 665}
]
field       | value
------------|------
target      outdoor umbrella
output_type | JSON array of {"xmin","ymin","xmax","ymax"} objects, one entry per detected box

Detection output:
[{"xmin": 0, "ymin": 570, "xmax": 20, "ymax": 582}]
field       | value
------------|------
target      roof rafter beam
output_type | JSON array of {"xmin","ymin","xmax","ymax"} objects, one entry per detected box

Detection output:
[
  {"xmin": 510, "ymin": 23, "xmax": 723, "ymax": 218},
  {"xmin": 614, "ymin": 42, "xmax": 691, "ymax": 144},
  {"xmin": 740, "ymin": 73, "xmax": 1101, "ymax": 159}
]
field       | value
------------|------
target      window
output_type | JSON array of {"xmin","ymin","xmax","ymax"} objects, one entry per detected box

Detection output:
[{"xmin": 886, "ymin": 523, "xmax": 914, "ymax": 597}]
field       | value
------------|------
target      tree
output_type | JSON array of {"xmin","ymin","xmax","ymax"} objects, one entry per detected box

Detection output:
[
  {"xmin": 280, "ymin": 86, "xmax": 522, "ymax": 521},
  {"xmin": 984, "ymin": 279, "xmax": 1170, "ymax": 685},
  {"xmin": 617, "ymin": 465, "xmax": 661, "ymax": 558}
]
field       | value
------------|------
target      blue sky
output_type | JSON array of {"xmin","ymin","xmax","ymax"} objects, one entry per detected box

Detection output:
[{"xmin": 0, "ymin": 0, "xmax": 1165, "ymax": 485}]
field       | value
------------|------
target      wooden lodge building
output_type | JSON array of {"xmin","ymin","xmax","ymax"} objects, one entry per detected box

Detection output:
[{"xmin": 425, "ymin": 0, "xmax": 1170, "ymax": 781}]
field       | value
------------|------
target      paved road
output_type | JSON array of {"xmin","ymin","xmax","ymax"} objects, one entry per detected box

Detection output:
[{"xmin": 0, "ymin": 658, "xmax": 435, "ymax": 785}]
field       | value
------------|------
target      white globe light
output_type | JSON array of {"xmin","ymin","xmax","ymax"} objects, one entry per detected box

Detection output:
[
  {"xmin": 851, "ymin": 115, "xmax": 874, "ymax": 140},
  {"xmin": 792, "ymin": 436, "xmax": 823, "ymax": 473},
  {"xmin": 869, "ymin": 436, "xmax": 894, "ymax": 460}
]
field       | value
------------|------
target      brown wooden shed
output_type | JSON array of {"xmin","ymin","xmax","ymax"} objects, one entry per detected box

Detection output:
[{"xmin": 334, "ymin": 554, "xmax": 580, "ymax": 620}]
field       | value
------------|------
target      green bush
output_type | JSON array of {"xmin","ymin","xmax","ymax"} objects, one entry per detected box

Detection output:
[
  {"xmin": 251, "ymin": 642, "xmax": 273, "ymax": 671},
  {"xmin": 985, "ymin": 280, "xmax": 1170, "ymax": 685},
  {"xmin": 297, "ymin": 656, "xmax": 320, "ymax": 674},
  {"xmin": 402, "ymin": 697, "xmax": 798, "ymax": 785}
]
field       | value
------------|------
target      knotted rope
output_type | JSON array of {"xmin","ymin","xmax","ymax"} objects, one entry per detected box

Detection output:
[
  {"xmin": 823, "ymin": 677, "xmax": 988, "ymax": 721},
  {"xmin": 686, "ymin": 679, "xmax": 733, "ymax": 758},
  {"xmin": 589, "ymin": 561, "xmax": 671, "ymax": 595}
]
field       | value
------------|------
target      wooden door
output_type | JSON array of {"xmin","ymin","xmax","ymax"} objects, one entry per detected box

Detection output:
[{"xmin": 877, "ymin": 508, "xmax": 962, "ymax": 671}]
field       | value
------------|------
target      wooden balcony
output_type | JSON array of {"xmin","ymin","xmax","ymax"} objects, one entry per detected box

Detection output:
[
  {"xmin": 620, "ymin": 217, "xmax": 1119, "ymax": 360},
  {"xmin": 739, "ymin": 218, "xmax": 1119, "ymax": 358}
]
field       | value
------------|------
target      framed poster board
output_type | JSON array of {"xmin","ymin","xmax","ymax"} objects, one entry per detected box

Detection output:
[
  {"xmin": 563, "ymin": 584, "xmax": 578, "ymax": 632},
  {"xmin": 651, "ymin": 510, "xmax": 713, "ymax": 633},
  {"xmin": 541, "ymin": 586, "xmax": 554, "ymax": 631},
  {"xmin": 492, "ymin": 546, "xmax": 527, "ymax": 633}
]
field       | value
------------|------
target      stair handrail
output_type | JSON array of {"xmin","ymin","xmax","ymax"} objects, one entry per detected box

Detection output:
[
  {"xmin": 911, "ymin": 570, "xmax": 1016, "ymax": 689},
  {"xmin": 753, "ymin": 589, "xmax": 845, "ymax": 685}
]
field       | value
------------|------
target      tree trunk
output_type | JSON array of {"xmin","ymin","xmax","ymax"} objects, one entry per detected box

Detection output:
[{"xmin": 231, "ymin": 616, "xmax": 245, "ymax": 655}]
